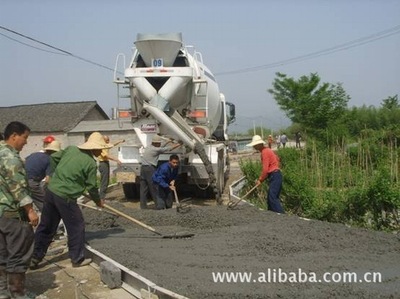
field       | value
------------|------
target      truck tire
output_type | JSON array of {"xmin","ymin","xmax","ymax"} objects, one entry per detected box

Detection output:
[
  {"xmin": 122, "ymin": 183, "xmax": 139, "ymax": 200},
  {"xmin": 217, "ymin": 158, "xmax": 225, "ymax": 195}
]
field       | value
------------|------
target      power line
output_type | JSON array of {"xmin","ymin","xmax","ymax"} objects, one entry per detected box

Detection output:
[
  {"xmin": 0, "ymin": 32, "xmax": 69, "ymax": 56},
  {"xmin": 0, "ymin": 25, "xmax": 118, "ymax": 73},
  {"xmin": 214, "ymin": 24, "xmax": 400, "ymax": 76},
  {"xmin": 1, "ymin": 24, "xmax": 399, "ymax": 78},
  {"xmin": 0, "ymin": 26, "xmax": 73, "ymax": 55}
]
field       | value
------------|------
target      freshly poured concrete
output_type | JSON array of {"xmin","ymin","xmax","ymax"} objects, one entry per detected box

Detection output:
[{"xmin": 84, "ymin": 202, "xmax": 400, "ymax": 298}]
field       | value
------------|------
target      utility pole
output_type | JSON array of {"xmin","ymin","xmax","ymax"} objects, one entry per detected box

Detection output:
[{"xmin": 261, "ymin": 121, "xmax": 264, "ymax": 139}]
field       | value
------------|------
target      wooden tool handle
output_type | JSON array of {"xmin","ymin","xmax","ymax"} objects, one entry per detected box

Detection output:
[
  {"xmin": 227, "ymin": 184, "xmax": 259, "ymax": 209},
  {"xmin": 78, "ymin": 202, "xmax": 118, "ymax": 216},
  {"xmin": 104, "ymin": 204, "xmax": 162, "ymax": 236},
  {"xmin": 173, "ymin": 189, "xmax": 179, "ymax": 203},
  {"xmin": 242, "ymin": 185, "xmax": 259, "ymax": 200},
  {"xmin": 112, "ymin": 139, "xmax": 125, "ymax": 147}
]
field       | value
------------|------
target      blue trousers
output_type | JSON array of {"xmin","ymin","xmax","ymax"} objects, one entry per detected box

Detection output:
[
  {"xmin": 266, "ymin": 170, "xmax": 285, "ymax": 213},
  {"xmin": 155, "ymin": 185, "xmax": 173, "ymax": 210},
  {"xmin": 33, "ymin": 190, "xmax": 85, "ymax": 264}
]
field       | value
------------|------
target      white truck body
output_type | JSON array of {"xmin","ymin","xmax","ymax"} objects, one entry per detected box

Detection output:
[{"xmin": 113, "ymin": 33, "xmax": 235, "ymax": 201}]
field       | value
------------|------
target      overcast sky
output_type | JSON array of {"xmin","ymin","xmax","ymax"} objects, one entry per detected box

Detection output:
[{"xmin": 1, "ymin": 0, "xmax": 399, "ymax": 133}]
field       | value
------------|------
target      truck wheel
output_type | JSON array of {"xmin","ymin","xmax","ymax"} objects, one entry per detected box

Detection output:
[
  {"xmin": 216, "ymin": 165, "xmax": 223, "ymax": 195},
  {"xmin": 216, "ymin": 155, "xmax": 226, "ymax": 195},
  {"xmin": 122, "ymin": 183, "xmax": 139, "ymax": 200}
]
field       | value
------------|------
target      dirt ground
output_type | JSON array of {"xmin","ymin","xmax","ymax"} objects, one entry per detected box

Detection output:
[
  {"xmin": 28, "ymin": 153, "xmax": 400, "ymax": 298},
  {"xmin": 83, "ymin": 154, "xmax": 399, "ymax": 299}
]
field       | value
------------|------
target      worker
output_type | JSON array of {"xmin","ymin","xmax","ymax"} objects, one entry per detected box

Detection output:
[
  {"xmin": 42, "ymin": 135, "xmax": 55, "ymax": 149},
  {"xmin": 246, "ymin": 135, "xmax": 284, "ymax": 213},
  {"xmin": 295, "ymin": 131, "xmax": 302, "ymax": 148},
  {"xmin": 140, "ymin": 135, "xmax": 181, "ymax": 209},
  {"xmin": 30, "ymin": 132, "xmax": 112, "ymax": 269},
  {"xmin": 25, "ymin": 140, "xmax": 61, "ymax": 212},
  {"xmin": 98, "ymin": 136, "xmax": 124, "ymax": 199},
  {"xmin": 275, "ymin": 134, "xmax": 281, "ymax": 149},
  {"xmin": 0, "ymin": 121, "xmax": 39, "ymax": 299},
  {"xmin": 280, "ymin": 133, "xmax": 288, "ymax": 148},
  {"xmin": 152, "ymin": 154, "xmax": 180, "ymax": 210},
  {"xmin": 267, "ymin": 135, "xmax": 273, "ymax": 149}
]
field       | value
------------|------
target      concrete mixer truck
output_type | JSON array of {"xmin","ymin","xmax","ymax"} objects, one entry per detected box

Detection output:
[{"xmin": 113, "ymin": 33, "xmax": 235, "ymax": 202}]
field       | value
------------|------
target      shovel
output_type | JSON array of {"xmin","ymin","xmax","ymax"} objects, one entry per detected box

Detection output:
[
  {"xmin": 78, "ymin": 202, "xmax": 118, "ymax": 216},
  {"xmin": 103, "ymin": 204, "xmax": 194, "ymax": 239},
  {"xmin": 78, "ymin": 202, "xmax": 119, "ymax": 227},
  {"xmin": 227, "ymin": 185, "xmax": 258, "ymax": 210},
  {"xmin": 172, "ymin": 188, "xmax": 191, "ymax": 213}
]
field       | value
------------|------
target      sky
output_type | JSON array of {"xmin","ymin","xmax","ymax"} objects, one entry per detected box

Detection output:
[{"xmin": 1, "ymin": 0, "xmax": 399, "ymax": 133}]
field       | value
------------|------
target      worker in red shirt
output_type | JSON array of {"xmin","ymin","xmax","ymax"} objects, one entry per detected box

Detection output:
[{"xmin": 247, "ymin": 135, "xmax": 284, "ymax": 213}]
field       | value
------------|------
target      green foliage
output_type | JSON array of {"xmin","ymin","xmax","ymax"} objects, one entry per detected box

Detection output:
[
  {"xmin": 268, "ymin": 72, "xmax": 349, "ymax": 136},
  {"xmin": 246, "ymin": 126, "xmax": 273, "ymax": 137},
  {"xmin": 365, "ymin": 166, "xmax": 400, "ymax": 229},
  {"xmin": 267, "ymin": 73, "xmax": 399, "ymax": 148},
  {"xmin": 345, "ymin": 102, "xmax": 400, "ymax": 143},
  {"xmin": 381, "ymin": 94, "xmax": 399, "ymax": 109},
  {"xmin": 238, "ymin": 159, "xmax": 268, "ymax": 209},
  {"xmin": 239, "ymin": 139, "xmax": 400, "ymax": 231}
]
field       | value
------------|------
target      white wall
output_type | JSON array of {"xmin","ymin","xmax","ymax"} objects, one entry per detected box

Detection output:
[{"xmin": 21, "ymin": 130, "xmax": 140, "ymax": 173}]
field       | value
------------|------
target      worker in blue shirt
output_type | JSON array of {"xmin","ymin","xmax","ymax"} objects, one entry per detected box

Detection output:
[{"xmin": 152, "ymin": 154, "xmax": 179, "ymax": 210}]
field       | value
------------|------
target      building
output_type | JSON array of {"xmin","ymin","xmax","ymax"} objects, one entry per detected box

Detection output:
[{"xmin": 0, "ymin": 101, "xmax": 111, "ymax": 157}]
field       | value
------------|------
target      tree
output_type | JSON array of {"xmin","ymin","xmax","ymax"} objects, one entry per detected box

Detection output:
[
  {"xmin": 246, "ymin": 126, "xmax": 272, "ymax": 137},
  {"xmin": 381, "ymin": 94, "xmax": 399, "ymax": 110},
  {"xmin": 268, "ymin": 72, "xmax": 350, "ymax": 134}
]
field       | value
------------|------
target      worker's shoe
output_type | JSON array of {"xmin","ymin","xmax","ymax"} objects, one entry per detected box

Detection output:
[
  {"xmin": 0, "ymin": 290, "xmax": 9, "ymax": 299},
  {"xmin": 0, "ymin": 269, "xmax": 10, "ymax": 299},
  {"xmin": 29, "ymin": 257, "xmax": 42, "ymax": 270},
  {"xmin": 8, "ymin": 272, "xmax": 30, "ymax": 299},
  {"xmin": 72, "ymin": 258, "xmax": 92, "ymax": 268}
]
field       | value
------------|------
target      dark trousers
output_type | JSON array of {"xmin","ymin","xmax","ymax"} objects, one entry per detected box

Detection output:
[
  {"xmin": 0, "ymin": 217, "xmax": 34, "ymax": 273},
  {"xmin": 33, "ymin": 190, "xmax": 85, "ymax": 264},
  {"xmin": 155, "ymin": 185, "xmax": 173, "ymax": 210},
  {"xmin": 99, "ymin": 161, "xmax": 110, "ymax": 199},
  {"xmin": 140, "ymin": 165, "xmax": 157, "ymax": 209},
  {"xmin": 28, "ymin": 179, "xmax": 46, "ymax": 212},
  {"xmin": 266, "ymin": 170, "xmax": 285, "ymax": 213}
]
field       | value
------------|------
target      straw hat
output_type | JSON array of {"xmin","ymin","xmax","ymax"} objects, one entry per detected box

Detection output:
[
  {"xmin": 78, "ymin": 132, "xmax": 113, "ymax": 150},
  {"xmin": 152, "ymin": 135, "xmax": 162, "ymax": 144},
  {"xmin": 246, "ymin": 135, "xmax": 266, "ymax": 147},
  {"xmin": 44, "ymin": 140, "xmax": 61, "ymax": 152}
]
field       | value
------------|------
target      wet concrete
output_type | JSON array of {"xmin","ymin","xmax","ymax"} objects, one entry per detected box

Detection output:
[{"xmin": 84, "ymin": 202, "xmax": 400, "ymax": 298}]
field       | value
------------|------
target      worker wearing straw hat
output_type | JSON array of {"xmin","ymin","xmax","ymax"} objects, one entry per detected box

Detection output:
[
  {"xmin": 31, "ymin": 132, "xmax": 112, "ymax": 269},
  {"xmin": 246, "ymin": 135, "xmax": 284, "ymax": 213}
]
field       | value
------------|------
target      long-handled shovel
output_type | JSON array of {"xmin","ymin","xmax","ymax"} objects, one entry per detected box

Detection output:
[
  {"xmin": 227, "ymin": 184, "xmax": 258, "ymax": 210},
  {"xmin": 78, "ymin": 202, "xmax": 120, "ymax": 227},
  {"xmin": 103, "ymin": 204, "xmax": 194, "ymax": 239},
  {"xmin": 79, "ymin": 202, "xmax": 118, "ymax": 216},
  {"xmin": 172, "ymin": 189, "xmax": 191, "ymax": 213}
]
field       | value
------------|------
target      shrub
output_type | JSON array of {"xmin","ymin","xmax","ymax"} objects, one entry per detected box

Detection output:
[{"xmin": 239, "ymin": 140, "xmax": 400, "ymax": 231}]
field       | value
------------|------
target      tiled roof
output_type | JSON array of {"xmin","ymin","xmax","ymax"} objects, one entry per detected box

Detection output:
[{"xmin": 0, "ymin": 101, "xmax": 109, "ymax": 133}]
